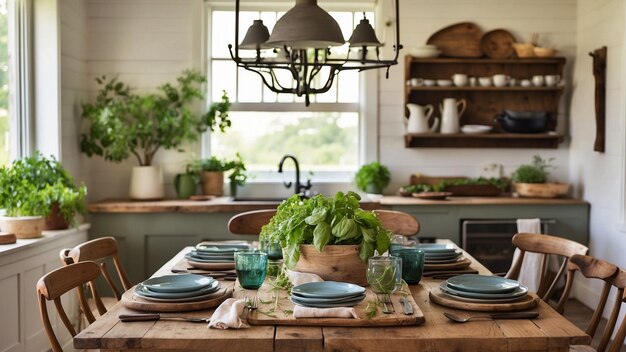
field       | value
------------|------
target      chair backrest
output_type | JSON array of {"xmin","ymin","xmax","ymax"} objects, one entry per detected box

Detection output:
[
  {"xmin": 228, "ymin": 210, "xmax": 277, "ymax": 235},
  {"xmin": 568, "ymin": 254, "xmax": 626, "ymax": 352},
  {"xmin": 37, "ymin": 261, "xmax": 104, "ymax": 352},
  {"xmin": 66, "ymin": 236, "xmax": 132, "ymax": 301},
  {"xmin": 505, "ymin": 233, "xmax": 589, "ymax": 313},
  {"xmin": 373, "ymin": 210, "xmax": 420, "ymax": 236}
]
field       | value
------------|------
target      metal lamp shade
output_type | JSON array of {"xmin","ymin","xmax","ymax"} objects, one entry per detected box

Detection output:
[
  {"xmin": 349, "ymin": 18, "xmax": 382, "ymax": 47},
  {"xmin": 240, "ymin": 20, "xmax": 271, "ymax": 50},
  {"xmin": 266, "ymin": 0, "xmax": 344, "ymax": 49}
]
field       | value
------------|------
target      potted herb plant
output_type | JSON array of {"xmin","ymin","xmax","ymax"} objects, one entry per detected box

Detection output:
[
  {"xmin": 227, "ymin": 153, "xmax": 248, "ymax": 197},
  {"xmin": 259, "ymin": 191, "xmax": 392, "ymax": 285},
  {"xmin": 0, "ymin": 153, "xmax": 87, "ymax": 237},
  {"xmin": 187, "ymin": 154, "xmax": 247, "ymax": 197},
  {"xmin": 355, "ymin": 162, "xmax": 391, "ymax": 195},
  {"xmin": 512, "ymin": 155, "xmax": 569, "ymax": 198},
  {"xmin": 80, "ymin": 70, "xmax": 231, "ymax": 200}
]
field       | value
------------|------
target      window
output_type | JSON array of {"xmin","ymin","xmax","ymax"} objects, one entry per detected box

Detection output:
[
  {"xmin": 0, "ymin": 0, "xmax": 11, "ymax": 165},
  {"xmin": 207, "ymin": 7, "xmax": 374, "ymax": 182}
]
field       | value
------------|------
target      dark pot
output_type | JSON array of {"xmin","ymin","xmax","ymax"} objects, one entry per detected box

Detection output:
[
  {"xmin": 44, "ymin": 203, "xmax": 69, "ymax": 230},
  {"xmin": 494, "ymin": 110, "xmax": 551, "ymax": 134}
]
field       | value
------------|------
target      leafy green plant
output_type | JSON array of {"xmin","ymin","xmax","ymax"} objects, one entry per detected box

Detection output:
[
  {"xmin": 80, "ymin": 70, "xmax": 231, "ymax": 166},
  {"xmin": 228, "ymin": 153, "xmax": 248, "ymax": 188},
  {"xmin": 512, "ymin": 155, "xmax": 554, "ymax": 184},
  {"xmin": 0, "ymin": 153, "xmax": 86, "ymax": 224},
  {"xmin": 400, "ymin": 177, "xmax": 509, "ymax": 195},
  {"xmin": 187, "ymin": 154, "xmax": 248, "ymax": 185},
  {"xmin": 355, "ymin": 162, "xmax": 391, "ymax": 193},
  {"xmin": 259, "ymin": 191, "xmax": 392, "ymax": 269}
]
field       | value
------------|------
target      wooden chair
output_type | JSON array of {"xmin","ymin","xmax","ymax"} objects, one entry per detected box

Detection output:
[
  {"xmin": 373, "ymin": 209, "xmax": 420, "ymax": 236},
  {"xmin": 37, "ymin": 261, "xmax": 105, "ymax": 352},
  {"xmin": 228, "ymin": 209, "xmax": 277, "ymax": 235},
  {"xmin": 568, "ymin": 254, "xmax": 626, "ymax": 352},
  {"xmin": 506, "ymin": 233, "xmax": 589, "ymax": 313}
]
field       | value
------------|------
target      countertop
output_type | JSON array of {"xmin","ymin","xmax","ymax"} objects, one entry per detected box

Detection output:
[
  {"xmin": 87, "ymin": 196, "xmax": 588, "ymax": 213},
  {"xmin": 0, "ymin": 223, "xmax": 91, "ymax": 256}
]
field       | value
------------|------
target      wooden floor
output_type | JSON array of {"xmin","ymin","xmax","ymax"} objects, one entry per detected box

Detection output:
[{"xmin": 564, "ymin": 299, "xmax": 626, "ymax": 351}]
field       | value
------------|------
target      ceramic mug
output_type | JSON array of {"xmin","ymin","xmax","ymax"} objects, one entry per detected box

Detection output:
[
  {"xmin": 493, "ymin": 74, "xmax": 510, "ymax": 87},
  {"xmin": 545, "ymin": 75, "xmax": 561, "ymax": 86},
  {"xmin": 520, "ymin": 79, "xmax": 532, "ymax": 87},
  {"xmin": 478, "ymin": 77, "xmax": 492, "ymax": 87},
  {"xmin": 174, "ymin": 173, "xmax": 196, "ymax": 199},
  {"xmin": 452, "ymin": 74, "xmax": 468, "ymax": 87},
  {"xmin": 410, "ymin": 78, "xmax": 424, "ymax": 87},
  {"xmin": 532, "ymin": 75, "xmax": 545, "ymax": 87}
]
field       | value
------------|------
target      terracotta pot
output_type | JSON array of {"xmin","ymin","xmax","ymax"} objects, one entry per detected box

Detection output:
[
  {"xmin": 294, "ymin": 244, "xmax": 368, "ymax": 286},
  {"xmin": 514, "ymin": 182, "xmax": 570, "ymax": 198},
  {"xmin": 44, "ymin": 203, "xmax": 70, "ymax": 230},
  {"xmin": 0, "ymin": 216, "xmax": 45, "ymax": 238},
  {"xmin": 201, "ymin": 171, "xmax": 224, "ymax": 196},
  {"xmin": 129, "ymin": 166, "xmax": 164, "ymax": 200}
]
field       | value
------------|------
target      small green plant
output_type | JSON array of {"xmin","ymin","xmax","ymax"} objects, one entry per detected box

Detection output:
[
  {"xmin": 81, "ymin": 70, "xmax": 231, "ymax": 166},
  {"xmin": 187, "ymin": 154, "xmax": 247, "ymax": 184},
  {"xmin": 228, "ymin": 153, "xmax": 248, "ymax": 188},
  {"xmin": 512, "ymin": 155, "xmax": 554, "ymax": 184},
  {"xmin": 355, "ymin": 162, "xmax": 391, "ymax": 194},
  {"xmin": 0, "ymin": 153, "xmax": 86, "ymax": 224},
  {"xmin": 260, "ymin": 191, "xmax": 392, "ymax": 269}
]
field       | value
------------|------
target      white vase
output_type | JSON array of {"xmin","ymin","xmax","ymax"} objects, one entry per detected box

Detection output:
[{"xmin": 129, "ymin": 166, "xmax": 164, "ymax": 200}]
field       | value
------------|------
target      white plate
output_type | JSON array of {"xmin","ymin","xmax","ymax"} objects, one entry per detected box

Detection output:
[{"xmin": 461, "ymin": 125, "xmax": 493, "ymax": 135}]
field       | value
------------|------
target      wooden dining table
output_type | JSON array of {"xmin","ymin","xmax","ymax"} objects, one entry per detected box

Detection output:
[{"xmin": 74, "ymin": 242, "xmax": 591, "ymax": 352}]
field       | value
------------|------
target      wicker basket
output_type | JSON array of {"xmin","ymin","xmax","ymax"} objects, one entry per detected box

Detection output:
[{"xmin": 514, "ymin": 183, "xmax": 570, "ymax": 198}]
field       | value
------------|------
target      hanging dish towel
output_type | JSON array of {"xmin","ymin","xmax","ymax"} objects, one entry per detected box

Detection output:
[{"xmin": 511, "ymin": 218, "xmax": 542, "ymax": 292}]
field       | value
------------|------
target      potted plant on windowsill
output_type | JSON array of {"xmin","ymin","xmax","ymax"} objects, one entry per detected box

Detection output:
[
  {"xmin": 355, "ymin": 161, "xmax": 391, "ymax": 197},
  {"xmin": 80, "ymin": 70, "xmax": 231, "ymax": 200},
  {"xmin": 259, "ymin": 191, "xmax": 392, "ymax": 285},
  {"xmin": 512, "ymin": 155, "xmax": 570, "ymax": 198},
  {"xmin": 0, "ymin": 153, "xmax": 87, "ymax": 236},
  {"xmin": 187, "ymin": 154, "xmax": 248, "ymax": 197}
]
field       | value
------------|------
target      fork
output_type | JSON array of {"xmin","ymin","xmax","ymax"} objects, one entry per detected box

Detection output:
[
  {"xmin": 383, "ymin": 294, "xmax": 396, "ymax": 313},
  {"xmin": 377, "ymin": 294, "xmax": 393, "ymax": 314}
]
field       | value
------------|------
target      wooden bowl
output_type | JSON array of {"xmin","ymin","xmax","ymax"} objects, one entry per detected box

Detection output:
[
  {"xmin": 514, "ymin": 183, "xmax": 570, "ymax": 198},
  {"xmin": 294, "ymin": 245, "xmax": 367, "ymax": 286},
  {"xmin": 512, "ymin": 43, "xmax": 535, "ymax": 58},
  {"xmin": 533, "ymin": 47, "xmax": 557, "ymax": 58},
  {"xmin": 0, "ymin": 216, "xmax": 45, "ymax": 238}
]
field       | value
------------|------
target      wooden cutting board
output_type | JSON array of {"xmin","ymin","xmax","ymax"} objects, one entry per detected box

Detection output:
[
  {"xmin": 121, "ymin": 283, "xmax": 233, "ymax": 312},
  {"xmin": 429, "ymin": 287, "xmax": 539, "ymax": 312},
  {"xmin": 481, "ymin": 29, "xmax": 516, "ymax": 59},
  {"xmin": 427, "ymin": 22, "xmax": 484, "ymax": 58},
  {"xmin": 234, "ymin": 280, "xmax": 425, "ymax": 327}
]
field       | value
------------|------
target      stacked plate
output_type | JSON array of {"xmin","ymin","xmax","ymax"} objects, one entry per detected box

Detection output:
[
  {"xmin": 439, "ymin": 274, "xmax": 528, "ymax": 303},
  {"xmin": 417, "ymin": 243, "xmax": 463, "ymax": 264},
  {"xmin": 135, "ymin": 274, "xmax": 221, "ymax": 302},
  {"xmin": 185, "ymin": 243, "xmax": 251, "ymax": 270},
  {"xmin": 290, "ymin": 282, "xmax": 366, "ymax": 308}
]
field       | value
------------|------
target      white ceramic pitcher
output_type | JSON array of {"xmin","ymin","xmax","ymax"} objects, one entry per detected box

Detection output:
[
  {"xmin": 439, "ymin": 98, "xmax": 467, "ymax": 134},
  {"xmin": 406, "ymin": 103, "xmax": 438, "ymax": 133}
]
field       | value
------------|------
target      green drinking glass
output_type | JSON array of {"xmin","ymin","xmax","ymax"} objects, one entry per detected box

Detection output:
[
  {"xmin": 390, "ymin": 247, "xmax": 424, "ymax": 285},
  {"xmin": 234, "ymin": 250, "xmax": 268, "ymax": 289}
]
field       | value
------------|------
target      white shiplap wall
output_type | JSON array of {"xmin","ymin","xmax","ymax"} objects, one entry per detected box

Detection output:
[
  {"xmin": 83, "ymin": 0, "xmax": 204, "ymax": 201},
  {"xmin": 376, "ymin": 0, "xmax": 577, "ymax": 192},
  {"xmin": 569, "ymin": 0, "xmax": 626, "ymax": 312}
]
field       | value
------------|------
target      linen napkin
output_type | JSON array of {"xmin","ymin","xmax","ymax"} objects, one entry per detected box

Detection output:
[
  {"xmin": 208, "ymin": 298, "xmax": 249, "ymax": 329},
  {"xmin": 293, "ymin": 306, "xmax": 359, "ymax": 319},
  {"xmin": 511, "ymin": 219, "xmax": 542, "ymax": 292},
  {"xmin": 286, "ymin": 269, "xmax": 323, "ymax": 286}
]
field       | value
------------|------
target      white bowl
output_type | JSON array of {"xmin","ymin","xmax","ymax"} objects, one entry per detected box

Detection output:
[
  {"xmin": 437, "ymin": 79, "xmax": 453, "ymax": 87},
  {"xmin": 410, "ymin": 48, "xmax": 441, "ymax": 58},
  {"xmin": 461, "ymin": 125, "xmax": 493, "ymax": 135}
]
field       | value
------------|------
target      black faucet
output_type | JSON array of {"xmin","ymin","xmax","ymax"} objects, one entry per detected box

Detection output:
[{"xmin": 278, "ymin": 154, "xmax": 312, "ymax": 196}]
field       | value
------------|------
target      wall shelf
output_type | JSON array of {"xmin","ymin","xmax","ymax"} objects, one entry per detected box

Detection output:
[
  {"xmin": 408, "ymin": 86, "xmax": 564, "ymax": 92},
  {"xmin": 404, "ymin": 133, "xmax": 564, "ymax": 149}
]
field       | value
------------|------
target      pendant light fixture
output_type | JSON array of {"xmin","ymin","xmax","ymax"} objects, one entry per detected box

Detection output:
[{"xmin": 228, "ymin": 0, "xmax": 402, "ymax": 106}]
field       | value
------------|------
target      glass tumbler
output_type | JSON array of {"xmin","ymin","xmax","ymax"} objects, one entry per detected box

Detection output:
[
  {"xmin": 234, "ymin": 250, "xmax": 268, "ymax": 289},
  {"xmin": 260, "ymin": 238, "xmax": 283, "ymax": 260},
  {"xmin": 390, "ymin": 247, "xmax": 425, "ymax": 284},
  {"xmin": 367, "ymin": 256, "xmax": 402, "ymax": 294}
]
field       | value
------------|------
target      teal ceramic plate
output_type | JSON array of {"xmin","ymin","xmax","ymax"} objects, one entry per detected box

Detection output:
[
  {"xmin": 135, "ymin": 284, "xmax": 223, "ymax": 303},
  {"xmin": 438, "ymin": 284, "xmax": 527, "ymax": 304},
  {"xmin": 439, "ymin": 282, "xmax": 528, "ymax": 299},
  {"xmin": 142, "ymin": 274, "xmax": 214, "ymax": 293},
  {"xmin": 424, "ymin": 256, "xmax": 464, "ymax": 264},
  {"xmin": 290, "ymin": 293, "xmax": 366, "ymax": 304},
  {"xmin": 190, "ymin": 250, "xmax": 234, "ymax": 258},
  {"xmin": 185, "ymin": 254, "xmax": 234, "ymax": 263},
  {"xmin": 446, "ymin": 274, "xmax": 520, "ymax": 293},
  {"xmin": 416, "ymin": 243, "xmax": 457, "ymax": 253},
  {"xmin": 195, "ymin": 244, "xmax": 250, "ymax": 253},
  {"xmin": 291, "ymin": 281, "xmax": 366, "ymax": 299},
  {"xmin": 290, "ymin": 296, "xmax": 364, "ymax": 308},
  {"xmin": 136, "ymin": 280, "xmax": 220, "ymax": 299}
]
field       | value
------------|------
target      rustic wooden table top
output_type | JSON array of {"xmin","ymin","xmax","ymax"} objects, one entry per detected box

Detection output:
[{"xmin": 74, "ymin": 242, "xmax": 591, "ymax": 352}]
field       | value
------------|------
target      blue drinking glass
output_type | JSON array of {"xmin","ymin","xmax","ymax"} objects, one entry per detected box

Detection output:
[
  {"xmin": 390, "ymin": 247, "xmax": 425, "ymax": 285},
  {"xmin": 234, "ymin": 250, "xmax": 268, "ymax": 289}
]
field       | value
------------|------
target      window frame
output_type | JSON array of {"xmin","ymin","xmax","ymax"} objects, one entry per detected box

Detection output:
[{"xmin": 203, "ymin": 1, "xmax": 378, "ymax": 184}]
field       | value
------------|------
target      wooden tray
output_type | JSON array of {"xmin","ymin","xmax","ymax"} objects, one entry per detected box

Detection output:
[
  {"xmin": 121, "ymin": 284, "xmax": 232, "ymax": 312},
  {"xmin": 424, "ymin": 257, "xmax": 472, "ymax": 271},
  {"xmin": 233, "ymin": 280, "xmax": 425, "ymax": 327},
  {"xmin": 429, "ymin": 287, "xmax": 539, "ymax": 312},
  {"xmin": 427, "ymin": 22, "xmax": 484, "ymax": 58},
  {"xmin": 481, "ymin": 29, "xmax": 516, "ymax": 59}
]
